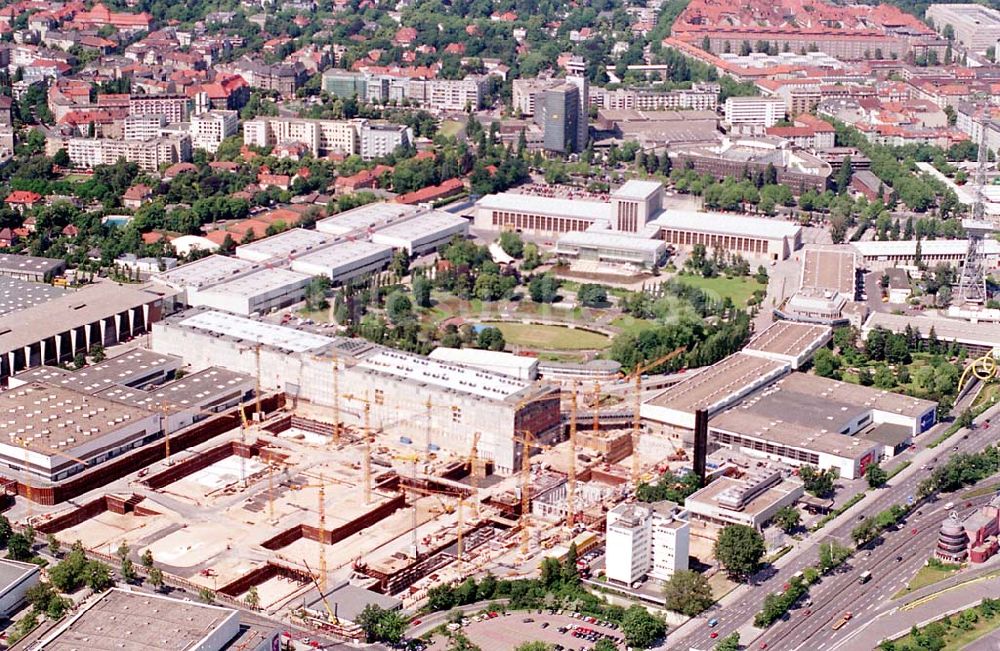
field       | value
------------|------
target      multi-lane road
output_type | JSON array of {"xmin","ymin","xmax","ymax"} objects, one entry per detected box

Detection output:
[{"xmin": 673, "ymin": 398, "xmax": 1000, "ymax": 651}]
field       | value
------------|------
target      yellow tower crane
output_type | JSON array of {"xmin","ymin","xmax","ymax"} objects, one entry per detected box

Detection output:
[
  {"xmin": 467, "ymin": 431, "xmax": 482, "ymax": 520},
  {"xmin": 331, "ymin": 354, "xmax": 341, "ymax": 444},
  {"xmin": 295, "ymin": 472, "xmax": 330, "ymax": 593},
  {"xmin": 629, "ymin": 347, "xmax": 686, "ymax": 486},
  {"xmin": 512, "ymin": 430, "xmax": 556, "ymax": 556},
  {"xmin": 343, "ymin": 392, "xmax": 375, "ymax": 504},
  {"xmin": 567, "ymin": 381, "xmax": 578, "ymax": 528}
]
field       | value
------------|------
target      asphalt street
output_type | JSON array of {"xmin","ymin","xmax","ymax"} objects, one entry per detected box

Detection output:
[{"xmin": 673, "ymin": 396, "xmax": 1000, "ymax": 651}]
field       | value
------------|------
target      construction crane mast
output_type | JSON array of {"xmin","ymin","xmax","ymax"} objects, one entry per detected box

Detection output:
[
  {"xmin": 631, "ymin": 347, "xmax": 686, "ymax": 486},
  {"xmin": 567, "ymin": 381, "xmax": 578, "ymax": 528},
  {"xmin": 331, "ymin": 354, "xmax": 341, "ymax": 444},
  {"xmin": 513, "ymin": 430, "xmax": 556, "ymax": 555}
]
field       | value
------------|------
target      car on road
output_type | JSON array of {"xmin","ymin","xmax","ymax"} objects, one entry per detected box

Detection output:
[
  {"xmin": 710, "ymin": 632, "xmax": 719, "ymax": 639},
  {"xmin": 912, "ymin": 528, "xmax": 918, "ymax": 534},
  {"xmin": 708, "ymin": 618, "xmax": 719, "ymax": 627},
  {"xmin": 896, "ymin": 556, "xmax": 903, "ymax": 562}
]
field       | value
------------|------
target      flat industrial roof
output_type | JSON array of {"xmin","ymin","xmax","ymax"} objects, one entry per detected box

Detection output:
[
  {"xmin": 234, "ymin": 228, "xmax": 335, "ymax": 262},
  {"xmin": 199, "ymin": 266, "xmax": 310, "ymax": 299},
  {"xmin": 176, "ymin": 310, "xmax": 334, "ymax": 353},
  {"xmin": 650, "ymin": 210, "xmax": 801, "ymax": 240},
  {"xmin": 475, "ymin": 193, "xmax": 614, "ymax": 222},
  {"xmin": 744, "ymin": 321, "xmax": 832, "ymax": 357},
  {"xmin": 864, "ymin": 311, "xmax": 1000, "ymax": 349},
  {"xmin": 710, "ymin": 384, "xmax": 880, "ymax": 457},
  {"xmin": 152, "ymin": 254, "xmax": 257, "ymax": 289},
  {"xmin": 0, "ymin": 253, "xmax": 64, "ymax": 275},
  {"xmin": 316, "ymin": 202, "xmax": 421, "ymax": 235},
  {"xmin": 33, "ymin": 588, "xmax": 238, "ymax": 651},
  {"xmin": 851, "ymin": 239, "xmax": 1000, "ymax": 257},
  {"xmin": 612, "ymin": 179, "xmax": 662, "ymax": 200},
  {"xmin": 775, "ymin": 372, "xmax": 935, "ymax": 418},
  {"xmin": 556, "ymin": 229, "xmax": 666, "ymax": 253},
  {"xmin": 801, "ymin": 247, "xmax": 856, "ymax": 294},
  {"xmin": 0, "ymin": 276, "xmax": 70, "ymax": 316},
  {"xmin": 292, "ymin": 239, "xmax": 394, "ymax": 269},
  {"xmin": 99, "ymin": 366, "xmax": 251, "ymax": 409},
  {"xmin": 645, "ymin": 353, "xmax": 789, "ymax": 414},
  {"xmin": 11, "ymin": 349, "xmax": 181, "ymax": 394},
  {"xmin": 0, "ymin": 382, "xmax": 153, "ymax": 454},
  {"xmin": 358, "ymin": 348, "xmax": 534, "ymax": 401},
  {"xmin": 370, "ymin": 210, "xmax": 468, "ymax": 241},
  {"xmin": 0, "ymin": 282, "xmax": 163, "ymax": 354},
  {"xmin": 0, "ymin": 558, "xmax": 38, "ymax": 593}
]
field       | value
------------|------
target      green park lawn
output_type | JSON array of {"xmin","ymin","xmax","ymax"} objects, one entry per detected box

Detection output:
[
  {"xmin": 674, "ymin": 275, "xmax": 765, "ymax": 306},
  {"xmin": 482, "ymin": 322, "xmax": 610, "ymax": 350},
  {"xmin": 894, "ymin": 562, "xmax": 961, "ymax": 598},
  {"xmin": 611, "ymin": 315, "xmax": 657, "ymax": 336},
  {"xmin": 439, "ymin": 120, "xmax": 465, "ymax": 138}
]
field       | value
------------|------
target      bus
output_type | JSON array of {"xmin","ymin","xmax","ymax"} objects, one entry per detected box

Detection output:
[{"xmin": 858, "ymin": 570, "xmax": 872, "ymax": 584}]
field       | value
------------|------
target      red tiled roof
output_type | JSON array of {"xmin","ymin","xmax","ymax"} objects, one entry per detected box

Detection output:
[
  {"xmin": 5, "ymin": 190, "xmax": 42, "ymax": 204},
  {"xmin": 395, "ymin": 177, "xmax": 464, "ymax": 205}
]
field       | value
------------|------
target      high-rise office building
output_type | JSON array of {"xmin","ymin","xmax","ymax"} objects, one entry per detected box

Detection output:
[{"xmin": 542, "ymin": 84, "xmax": 580, "ymax": 154}]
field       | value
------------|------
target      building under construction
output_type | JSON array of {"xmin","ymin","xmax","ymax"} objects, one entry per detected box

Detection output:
[{"xmin": 151, "ymin": 308, "xmax": 563, "ymax": 473}]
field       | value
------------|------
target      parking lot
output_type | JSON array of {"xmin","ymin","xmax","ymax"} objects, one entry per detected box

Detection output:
[{"xmin": 426, "ymin": 611, "xmax": 625, "ymax": 650}]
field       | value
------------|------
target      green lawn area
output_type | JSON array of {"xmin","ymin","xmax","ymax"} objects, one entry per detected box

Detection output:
[
  {"xmin": 894, "ymin": 561, "xmax": 961, "ymax": 598},
  {"xmin": 611, "ymin": 315, "xmax": 658, "ymax": 336},
  {"xmin": 439, "ymin": 120, "xmax": 465, "ymax": 138},
  {"xmin": 62, "ymin": 173, "xmax": 91, "ymax": 183},
  {"xmin": 708, "ymin": 572, "xmax": 738, "ymax": 601},
  {"xmin": 482, "ymin": 322, "xmax": 611, "ymax": 350},
  {"xmin": 674, "ymin": 275, "xmax": 765, "ymax": 306},
  {"xmin": 298, "ymin": 308, "xmax": 334, "ymax": 323},
  {"xmin": 972, "ymin": 382, "xmax": 1000, "ymax": 412},
  {"xmin": 964, "ymin": 481, "xmax": 1000, "ymax": 499}
]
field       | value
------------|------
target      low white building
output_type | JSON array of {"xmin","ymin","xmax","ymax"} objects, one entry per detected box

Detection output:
[
  {"xmin": 192, "ymin": 267, "xmax": 312, "ymax": 316},
  {"xmin": 427, "ymin": 347, "xmax": 539, "ymax": 381},
  {"xmin": 0, "ymin": 559, "xmax": 40, "ymax": 617},
  {"xmin": 371, "ymin": 210, "xmax": 470, "ymax": 256},
  {"xmin": 290, "ymin": 240, "xmax": 394, "ymax": 285},
  {"xmin": 554, "ymin": 230, "xmax": 666, "ymax": 268},
  {"xmin": 605, "ymin": 501, "xmax": 690, "ymax": 586}
]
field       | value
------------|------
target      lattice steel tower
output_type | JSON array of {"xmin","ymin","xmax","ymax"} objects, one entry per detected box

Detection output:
[{"xmin": 957, "ymin": 128, "xmax": 994, "ymax": 304}]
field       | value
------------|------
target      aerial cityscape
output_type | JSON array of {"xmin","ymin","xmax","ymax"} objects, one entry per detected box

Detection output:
[{"xmin": 0, "ymin": 0, "xmax": 998, "ymax": 649}]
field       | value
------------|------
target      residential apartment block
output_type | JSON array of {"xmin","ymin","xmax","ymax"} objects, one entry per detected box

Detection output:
[
  {"xmin": 46, "ymin": 134, "xmax": 192, "ymax": 171},
  {"xmin": 128, "ymin": 94, "xmax": 190, "ymax": 123},
  {"xmin": 190, "ymin": 110, "xmax": 239, "ymax": 153},
  {"xmin": 243, "ymin": 117, "xmax": 411, "ymax": 159}
]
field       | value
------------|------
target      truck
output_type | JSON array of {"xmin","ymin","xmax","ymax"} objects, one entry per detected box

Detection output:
[
  {"xmin": 858, "ymin": 570, "xmax": 871, "ymax": 584},
  {"xmin": 832, "ymin": 612, "xmax": 853, "ymax": 630}
]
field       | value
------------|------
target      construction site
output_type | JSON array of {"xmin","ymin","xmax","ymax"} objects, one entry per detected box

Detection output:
[{"xmin": 0, "ymin": 326, "xmax": 695, "ymax": 641}]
